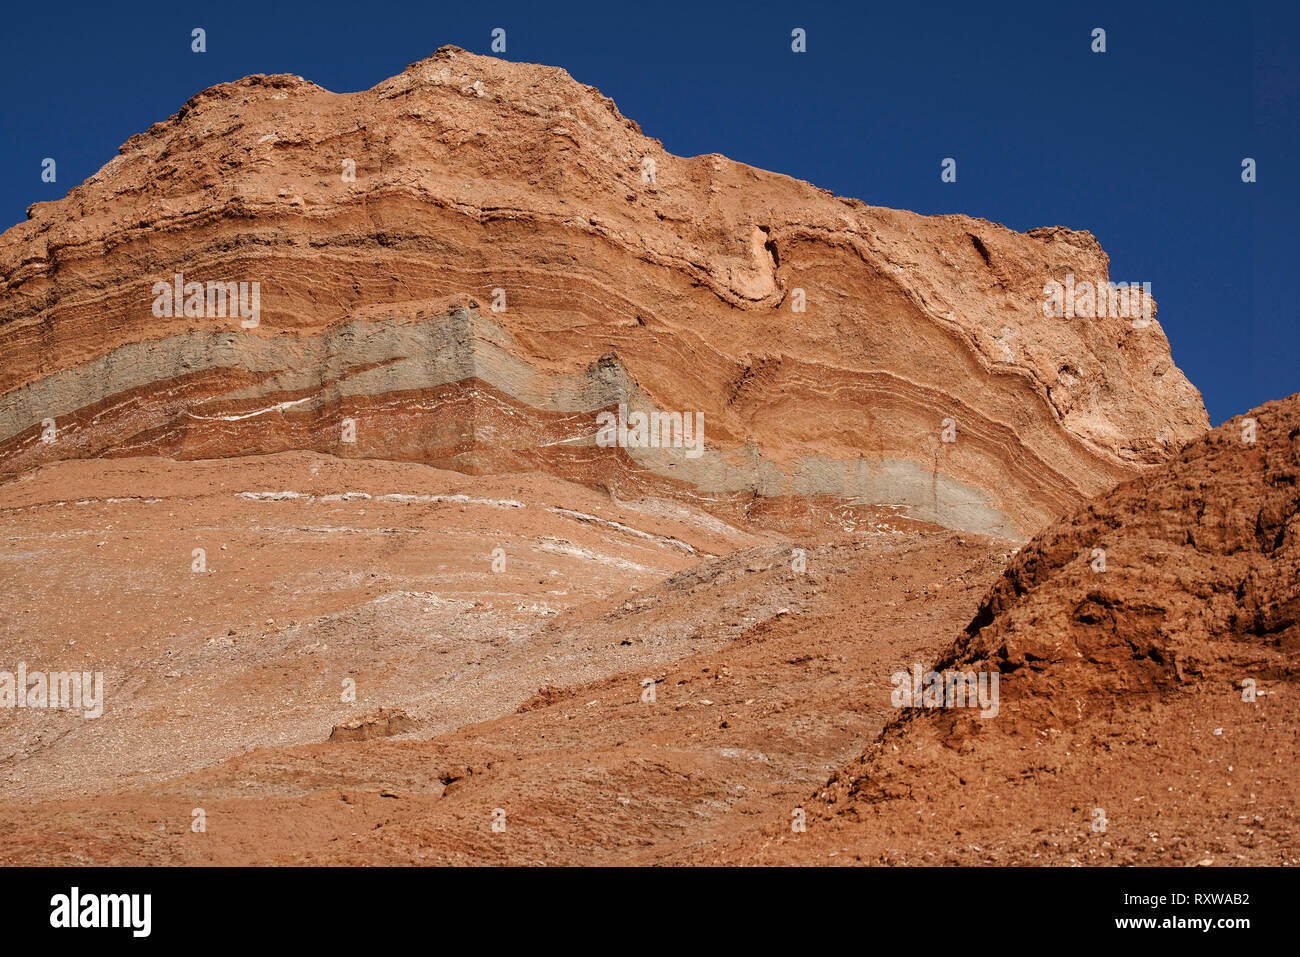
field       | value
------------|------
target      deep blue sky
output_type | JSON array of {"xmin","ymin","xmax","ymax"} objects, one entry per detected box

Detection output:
[{"xmin": 2, "ymin": 0, "xmax": 1294, "ymax": 424}]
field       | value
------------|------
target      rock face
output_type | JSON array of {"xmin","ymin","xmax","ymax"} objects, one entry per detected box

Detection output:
[{"xmin": 0, "ymin": 46, "xmax": 1207, "ymax": 539}]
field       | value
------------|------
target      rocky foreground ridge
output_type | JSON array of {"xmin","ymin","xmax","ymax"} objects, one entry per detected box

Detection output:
[{"xmin": 780, "ymin": 394, "xmax": 1299, "ymax": 864}]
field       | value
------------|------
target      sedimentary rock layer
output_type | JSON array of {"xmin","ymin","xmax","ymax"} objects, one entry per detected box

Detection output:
[{"xmin": 0, "ymin": 46, "xmax": 1208, "ymax": 538}]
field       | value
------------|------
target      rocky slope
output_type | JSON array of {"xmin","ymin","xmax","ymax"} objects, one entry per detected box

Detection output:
[
  {"xmin": 770, "ymin": 394, "xmax": 1299, "ymax": 864},
  {"xmin": 0, "ymin": 452, "xmax": 763, "ymax": 801},
  {"xmin": 3, "ymin": 397, "xmax": 1292, "ymax": 864},
  {"xmin": 0, "ymin": 46, "xmax": 1206, "ymax": 539},
  {"xmin": 0, "ymin": 484, "xmax": 1013, "ymax": 864}
]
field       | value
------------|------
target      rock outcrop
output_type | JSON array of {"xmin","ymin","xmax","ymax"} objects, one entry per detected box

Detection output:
[
  {"xmin": 330, "ymin": 707, "xmax": 418, "ymax": 742},
  {"xmin": 0, "ymin": 46, "xmax": 1208, "ymax": 538},
  {"xmin": 811, "ymin": 394, "xmax": 1300, "ymax": 863},
  {"xmin": 954, "ymin": 397, "xmax": 1300, "ymax": 705}
]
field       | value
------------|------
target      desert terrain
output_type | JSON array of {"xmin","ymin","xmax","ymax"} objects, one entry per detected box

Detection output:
[{"xmin": 0, "ymin": 47, "xmax": 1292, "ymax": 866}]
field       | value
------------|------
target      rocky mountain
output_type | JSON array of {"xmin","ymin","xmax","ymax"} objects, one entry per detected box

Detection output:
[
  {"xmin": 0, "ymin": 46, "xmax": 1207, "ymax": 540},
  {"xmin": 1, "ymin": 48, "xmax": 1265, "ymax": 868}
]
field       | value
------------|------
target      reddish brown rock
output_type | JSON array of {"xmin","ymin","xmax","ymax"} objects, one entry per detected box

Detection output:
[
  {"xmin": 330, "ymin": 708, "xmax": 418, "ymax": 742},
  {"xmin": 798, "ymin": 393, "xmax": 1300, "ymax": 864}
]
